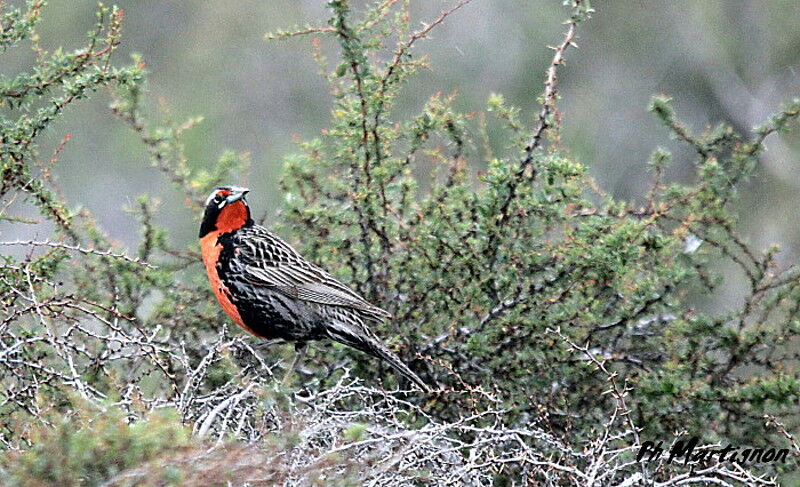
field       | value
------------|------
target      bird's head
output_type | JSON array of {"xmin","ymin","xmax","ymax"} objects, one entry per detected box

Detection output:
[{"xmin": 199, "ymin": 186, "xmax": 253, "ymax": 238}]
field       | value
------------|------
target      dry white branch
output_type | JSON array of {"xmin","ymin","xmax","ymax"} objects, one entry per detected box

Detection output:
[{"xmin": 0, "ymin": 239, "xmax": 156, "ymax": 268}]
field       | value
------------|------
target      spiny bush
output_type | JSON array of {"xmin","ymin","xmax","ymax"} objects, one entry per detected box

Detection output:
[
  {"xmin": 272, "ymin": 0, "xmax": 800, "ymax": 451},
  {"xmin": 1, "ymin": 0, "xmax": 799, "ymax": 485}
]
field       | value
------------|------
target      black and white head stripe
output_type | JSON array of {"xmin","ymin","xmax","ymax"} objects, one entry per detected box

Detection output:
[
  {"xmin": 204, "ymin": 186, "xmax": 249, "ymax": 210},
  {"xmin": 205, "ymin": 190, "xmax": 226, "ymax": 208},
  {"xmin": 199, "ymin": 186, "xmax": 252, "ymax": 238}
]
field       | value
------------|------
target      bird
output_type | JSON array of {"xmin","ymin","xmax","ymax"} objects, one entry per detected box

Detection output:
[{"xmin": 199, "ymin": 185, "xmax": 430, "ymax": 392}]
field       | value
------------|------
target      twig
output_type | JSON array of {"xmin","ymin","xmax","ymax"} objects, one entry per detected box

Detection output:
[{"xmin": 0, "ymin": 239, "xmax": 156, "ymax": 269}]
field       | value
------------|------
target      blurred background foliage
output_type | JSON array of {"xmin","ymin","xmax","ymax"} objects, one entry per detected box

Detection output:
[
  {"xmin": 2, "ymin": 0, "xmax": 800, "ymax": 485},
  {"xmin": 4, "ymin": 1, "xmax": 800, "ymax": 307}
]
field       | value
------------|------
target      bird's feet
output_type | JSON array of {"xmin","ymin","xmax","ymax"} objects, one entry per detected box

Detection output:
[
  {"xmin": 281, "ymin": 343, "xmax": 308, "ymax": 386},
  {"xmin": 253, "ymin": 338, "xmax": 287, "ymax": 350}
]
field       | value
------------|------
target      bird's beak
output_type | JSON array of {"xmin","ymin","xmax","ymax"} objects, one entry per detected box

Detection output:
[{"xmin": 225, "ymin": 186, "xmax": 249, "ymax": 205}]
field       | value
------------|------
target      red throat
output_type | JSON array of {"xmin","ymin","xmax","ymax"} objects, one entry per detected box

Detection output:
[{"xmin": 215, "ymin": 200, "xmax": 249, "ymax": 234}]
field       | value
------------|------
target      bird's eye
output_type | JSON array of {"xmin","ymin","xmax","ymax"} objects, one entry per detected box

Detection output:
[{"xmin": 214, "ymin": 193, "xmax": 224, "ymax": 202}]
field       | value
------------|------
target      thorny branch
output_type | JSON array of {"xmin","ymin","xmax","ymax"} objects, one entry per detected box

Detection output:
[
  {"xmin": 0, "ymin": 239, "xmax": 156, "ymax": 269},
  {"xmin": 522, "ymin": 5, "xmax": 582, "ymax": 171},
  {"xmin": 485, "ymin": 1, "xmax": 587, "ymax": 264}
]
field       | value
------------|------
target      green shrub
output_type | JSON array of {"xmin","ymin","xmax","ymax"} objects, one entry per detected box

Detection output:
[
  {"xmin": 1, "ymin": 0, "xmax": 798, "ymax": 485},
  {"xmin": 2, "ymin": 402, "xmax": 190, "ymax": 486},
  {"xmin": 272, "ymin": 0, "xmax": 800, "ymax": 451}
]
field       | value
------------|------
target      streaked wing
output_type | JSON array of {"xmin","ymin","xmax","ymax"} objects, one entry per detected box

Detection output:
[{"xmin": 237, "ymin": 226, "xmax": 391, "ymax": 319}]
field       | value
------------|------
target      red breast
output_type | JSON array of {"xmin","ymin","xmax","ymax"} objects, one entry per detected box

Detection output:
[{"xmin": 200, "ymin": 200, "xmax": 260, "ymax": 336}]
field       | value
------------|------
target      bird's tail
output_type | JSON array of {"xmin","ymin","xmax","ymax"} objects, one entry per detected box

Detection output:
[
  {"xmin": 361, "ymin": 338, "xmax": 432, "ymax": 393},
  {"xmin": 329, "ymin": 326, "xmax": 431, "ymax": 392}
]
